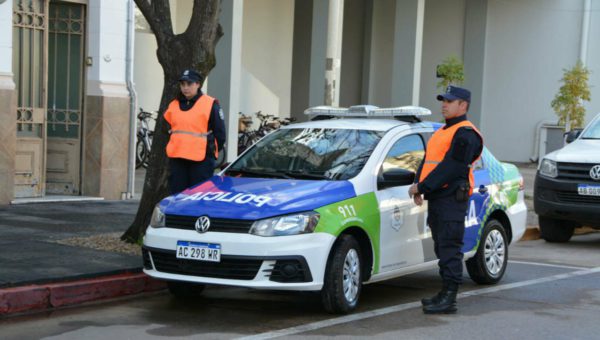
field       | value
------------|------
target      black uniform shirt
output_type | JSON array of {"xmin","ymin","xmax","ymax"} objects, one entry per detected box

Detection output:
[
  {"xmin": 177, "ymin": 91, "xmax": 226, "ymax": 155},
  {"xmin": 416, "ymin": 114, "xmax": 482, "ymax": 199}
]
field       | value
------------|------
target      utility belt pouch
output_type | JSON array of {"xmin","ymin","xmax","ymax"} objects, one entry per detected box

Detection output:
[{"xmin": 455, "ymin": 181, "xmax": 470, "ymax": 202}]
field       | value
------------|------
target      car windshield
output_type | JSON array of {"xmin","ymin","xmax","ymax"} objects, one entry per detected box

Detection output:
[
  {"xmin": 581, "ymin": 116, "xmax": 600, "ymax": 139},
  {"xmin": 226, "ymin": 128, "xmax": 385, "ymax": 180}
]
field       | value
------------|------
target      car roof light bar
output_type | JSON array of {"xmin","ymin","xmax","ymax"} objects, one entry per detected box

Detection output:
[{"xmin": 304, "ymin": 105, "xmax": 431, "ymax": 118}]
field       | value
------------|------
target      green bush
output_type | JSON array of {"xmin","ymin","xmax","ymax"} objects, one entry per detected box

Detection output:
[
  {"xmin": 436, "ymin": 56, "xmax": 465, "ymax": 90},
  {"xmin": 551, "ymin": 61, "xmax": 591, "ymax": 130}
]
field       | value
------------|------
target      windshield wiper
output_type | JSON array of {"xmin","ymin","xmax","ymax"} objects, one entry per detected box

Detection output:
[
  {"xmin": 283, "ymin": 170, "xmax": 330, "ymax": 180},
  {"xmin": 225, "ymin": 168, "xmax": 293, "ymax": 179}
]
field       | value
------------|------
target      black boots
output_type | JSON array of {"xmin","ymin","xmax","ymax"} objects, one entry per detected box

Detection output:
[{"xmin": 422, "ymin": 283, "xmax": 458, "ymax": 314}]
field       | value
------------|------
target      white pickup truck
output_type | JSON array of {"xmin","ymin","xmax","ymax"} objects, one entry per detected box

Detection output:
[{"xmin": 534, "ymin": 112, "xmax": 600, "ymax": 242}]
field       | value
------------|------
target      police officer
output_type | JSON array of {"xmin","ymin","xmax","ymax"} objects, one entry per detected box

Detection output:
[
  {"xmin": 408, "ymin": 85, "xmax": 483, "ymax": 314},
  {"xmin": 164, "ymin": 69, "xmax": 226, "ymax": 194}
]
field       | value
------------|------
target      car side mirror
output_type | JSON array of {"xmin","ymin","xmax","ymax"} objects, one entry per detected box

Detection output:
[
  {"xmin": 378, "ymin": 168, "xmax": 416, "ymax": 190},
  {"xmin": 565, "ymin": 129, "xmax": 583, "ymax": 143}
]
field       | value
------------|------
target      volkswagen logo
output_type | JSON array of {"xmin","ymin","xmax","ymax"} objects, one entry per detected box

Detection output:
[
  {"xmin": 590, "ymin": 165, "xmax": 600, "ymax": 181},
  {"xmin": 195, "ymin": 215, "xmax": 211, "ymax": 233}
]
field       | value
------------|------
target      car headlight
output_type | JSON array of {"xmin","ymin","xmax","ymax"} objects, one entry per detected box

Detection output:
[
  {"xmin": 149, "ymin": 204, "xmax": 166, "ymax": 228},
  {"xmin": 539, "ymin": 159, "xmax": 558, "ymax": 178},
  {"xmin": 249, "ymin": 212, "xmax": 320, "ymax": 236}
]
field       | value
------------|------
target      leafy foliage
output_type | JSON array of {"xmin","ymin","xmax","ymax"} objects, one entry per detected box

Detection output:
[
  {"xmin": 551, "ymin": 61, "xmax": 591, "ymax": 130},
  {"xmin": 436, "ymin": 56, "xmax": 465, "ymax": 90}
]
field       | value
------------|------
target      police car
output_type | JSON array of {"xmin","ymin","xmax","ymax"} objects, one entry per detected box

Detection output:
[{"xmin": 143, "ymin": 105, "xmax": 527, "ymax": 314}]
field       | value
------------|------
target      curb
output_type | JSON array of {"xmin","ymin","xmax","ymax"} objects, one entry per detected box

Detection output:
[
  {"xmin": 0, "ymin": 273, "xmax": 166, "ymax": 317},
  {"xmin": 520, "ymin": 226, "xmax": 540, "ymax": 241}
]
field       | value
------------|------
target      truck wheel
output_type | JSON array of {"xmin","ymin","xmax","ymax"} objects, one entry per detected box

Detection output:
[
  {"xmin": 321, "ymin": 235, "xmax": 362, "ymax": 314},
  {"xmin": 539, "ymin": 217, "xmax": 575, "ymax": 243},
  {"xmin": 167, "ymin": 281, "xmax": 206, "ymax": 298},
  {"xmin": 467, "ymin": 219, "xmax": 508, "ymax": 284}
]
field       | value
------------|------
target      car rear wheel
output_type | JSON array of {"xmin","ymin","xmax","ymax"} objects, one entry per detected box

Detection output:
[
  {"xmin": 467, "ymin": 219, "xmax": 508, "ymax": 284},
  {"xmin": 539, "ymin": 217, "xmax": 575, "ymax": 243},
  {"xmin": 167, "ymin": 281, "xmax": 206, "ymax": 298},
  {"xmin": 321, "ymin": 235, "xmax": 362, "ymax": 314}
]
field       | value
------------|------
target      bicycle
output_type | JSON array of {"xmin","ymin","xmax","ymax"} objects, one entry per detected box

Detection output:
[
  {"xmin": 136, "ymin": 108, "xmax": 155, "ymax": 169},
  {"xmin": 237, "ymin": 111, "xmax": 294, "ymax": 155}
]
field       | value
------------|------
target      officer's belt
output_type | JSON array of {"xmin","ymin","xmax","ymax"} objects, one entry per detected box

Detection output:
[
  {"xmin": 423, "ymin": 160, "xmax": 473, "ymax": 168},
  {"xmin": 169, "ymin": 130, "xmax": 213, "ymax": 138}
]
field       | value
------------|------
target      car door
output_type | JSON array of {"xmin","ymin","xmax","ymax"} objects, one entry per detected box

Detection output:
[{"xmin": 375, "ymin": 134, "xmax": 429, "ymax": 272}]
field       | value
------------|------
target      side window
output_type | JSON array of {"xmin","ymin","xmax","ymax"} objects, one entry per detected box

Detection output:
[{"xmin": 381, "ymin": 134, "xmax": 425, "ymax": 173}]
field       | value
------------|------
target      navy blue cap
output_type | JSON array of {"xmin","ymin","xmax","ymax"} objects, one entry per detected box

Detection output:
[
  {"xmin": 437, "ymin": 85, "xmax": 471, "ymax": 102},
  {"xmin": 179, "ymin": 69, "xmax": 203, "ymax": 83}
]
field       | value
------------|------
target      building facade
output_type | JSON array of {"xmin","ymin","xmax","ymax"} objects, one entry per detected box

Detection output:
[
  {"xmin": 0, "ymin": 0, "xmax": 133, "ymax": 204},
  {"xmin": 1, "ymin": 0, "xmax": 599, "ymax": 204}
]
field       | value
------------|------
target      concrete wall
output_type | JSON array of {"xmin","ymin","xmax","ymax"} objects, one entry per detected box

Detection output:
[
  {"xmin": 240, "ymin": 0, "xmax": 294, "ymax": 118},
  {"xmin": 339, "ymin": 0, "xmax": 369, "ymax": 107},
  {"xmin": 419, "ymin": 0, "xmax": 465, "ymax": 118},
  {"xmin": 482, "ymin": 0, "xmax": 584, "ymax": 162},
  {"xmin": 584, "ymin": 0, "xmax": 600, "ymax": 124},
  {"xmin": 84, "ymin": 1, "xmax": 130, "ymax": 199},
  {"xmin": 368, "ymin": 0, "xmax": 395, "ymax": 106}
]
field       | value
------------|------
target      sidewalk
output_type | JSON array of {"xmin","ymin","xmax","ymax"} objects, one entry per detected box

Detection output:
[
  {"xmin": 0, "ymin": 164, "xmax": 541, "ymax": 317},
  {"xmin": 0, "ymin": 199, "xmax": 166, "ymax": 317}
]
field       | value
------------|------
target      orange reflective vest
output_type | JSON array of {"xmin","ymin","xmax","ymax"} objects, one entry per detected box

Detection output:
[
  {"xmin": 419, "ymin": 120, "xmax": 482, "ymax": 195},
  {"xmin": 164, "ymin": 95, "xmax": 219, "ymax": 162}
]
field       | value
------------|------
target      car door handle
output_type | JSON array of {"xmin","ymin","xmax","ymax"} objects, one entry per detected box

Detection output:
[{"xmin": 478, "ymin": 185, "xmax": 488, "ymax": 194}]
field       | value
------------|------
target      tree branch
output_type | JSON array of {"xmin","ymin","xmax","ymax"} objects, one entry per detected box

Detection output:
[{"xmin": 134, "ymin": 0, "xmax": 173, "ymax": 44}]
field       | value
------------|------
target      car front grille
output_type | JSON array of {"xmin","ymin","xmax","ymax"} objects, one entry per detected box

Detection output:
[
  {"xmin": 165, "ymin": 214, "xmax": 254, "ymax": 233},
  {"xmin": 147, "ymin": 248, "xmax": 262, "ymax": 280},
  {"xmin": 142, "ymin": 248, "xmax": 153, "ymax": 270},
  {"xmin": 555, "ymin": 191, "xmax": 600, "ymax": 205},
  {"xmin": 557, "ymin": 162, "xmax": 598, "ymax": 181}
]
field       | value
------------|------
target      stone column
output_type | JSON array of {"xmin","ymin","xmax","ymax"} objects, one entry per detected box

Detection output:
[
  {"xmin": 463, "ymin": 0, "xmax": 488, "ymax": 128},
  {"xmin": 324, "ymin": 0, "xmax": 344, "ymax": 106},
  {"xmin": 0, "ymin": 0, "xmax": 16, "ymax": 204},
  {"xmin": 83, "ymin": 0, "xmax": 131, "ymax": 199},
  {"xmin": 209, "ymin": 0, "xmax": 243, "ymax": 162},
  {"xmin": 390, "ymin": 0, "xmax": 425, "ymax": 106}
]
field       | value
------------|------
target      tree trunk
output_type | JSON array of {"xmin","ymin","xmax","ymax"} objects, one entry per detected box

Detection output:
[{"xmin": 122, "ymin": 0, "xmax": 223, "ymax": 243}]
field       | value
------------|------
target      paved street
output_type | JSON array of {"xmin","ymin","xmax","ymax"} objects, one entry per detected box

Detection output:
[{"xmin": 1, "ymin": 232, "xmax": 598, "ymax": 340}]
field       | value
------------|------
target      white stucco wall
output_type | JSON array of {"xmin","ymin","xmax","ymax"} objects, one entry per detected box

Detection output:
[
  {"xmin": 87, "ymin": 0, "xmax": 128, "ymax": 96},
  {"xmin": 239, "ymin": 0, "xmax": 294, "ymax": 118},
  {"xmin": 133, "ymin": 0, "xmax": 186, "ymax": 112},
  {"xmin": 583, "ymin": 0, "xmax": 600, "ymax": 123},
  {"xmin": 368, "ymin": 0, "xmax": 395, "ymax": 106},
  {"xmin": 419, "ymin": 0, "xmax": 465, "ymax": 117},
  {"xmin": 482, "ymin": 0, "xmax": 584, "ymax": 162},
  {"xmin": 133, "ymin": 32, "xmax": 162, "ymax": 112},
  {"xmin": 0, "ymin": 0, "xmax": 13, "ymax": 75}
]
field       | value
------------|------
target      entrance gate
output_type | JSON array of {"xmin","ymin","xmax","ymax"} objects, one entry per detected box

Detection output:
[{"xmin": 12, "ymin": 0, "xmax": 85, "ymax": 198}]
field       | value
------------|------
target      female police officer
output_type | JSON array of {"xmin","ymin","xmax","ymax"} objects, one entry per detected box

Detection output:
[
  {"xmin": 164, "ymin": 69, "xmax": 226, "ymax": 194},
  {"xmin": 408, "ymin": 85, "xmax": 483, "ymax": 314}
]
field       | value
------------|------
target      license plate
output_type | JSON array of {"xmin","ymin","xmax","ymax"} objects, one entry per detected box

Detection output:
[
  {"xmin": 176, "ymin": 241, "xmax": 221, "ymax": 262},
  {"xmin": 577, "ymin": 185, "xmax": 600, "ymax": 196}
]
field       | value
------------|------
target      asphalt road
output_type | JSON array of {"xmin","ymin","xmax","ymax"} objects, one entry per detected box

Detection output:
[{"xmin": 1, "ymin": 232, "xmax": 599, "ymax": 340}]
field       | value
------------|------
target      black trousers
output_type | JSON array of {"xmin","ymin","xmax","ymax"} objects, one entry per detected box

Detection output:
[
  {"xmin": 427, "ymin": 196, "xmax": 467, "ymax": 286},
  {"xmin": 169, "ymin": 157, "xmax": 215, "ymax": 195}
]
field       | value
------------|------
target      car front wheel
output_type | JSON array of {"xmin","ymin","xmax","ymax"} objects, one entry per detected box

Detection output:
[
  {"xmin": 539, "ymin": 217, "xmax": 575, "ymax": 243},
  {"xmin": 467, "ymin": 219, "xmax": 508, "ymax": 284},
  {"xmin": 321, "ymin": 235, "xmax": 362, "ymax": 314}
]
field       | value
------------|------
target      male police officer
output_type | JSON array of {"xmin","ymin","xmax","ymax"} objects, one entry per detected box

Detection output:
[{"xmin": 408, "ymin": 85, "xmax": 483, "ymax": 314}]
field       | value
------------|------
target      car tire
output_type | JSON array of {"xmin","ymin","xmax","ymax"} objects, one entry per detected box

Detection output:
[
  {"xmin": 167, "ymin": 281, "xmax": 206, "ymax": 298},
  {"xmin": 321, "ymin": 235, "xmax": 362, "ymax": 314},
  {"xmin": 539, "ymin": 217, "xmax": 575, "ymax": 243},
  {"xmin": 466, "ymin": 219, "xmax": 508, "ymax": 285}
]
